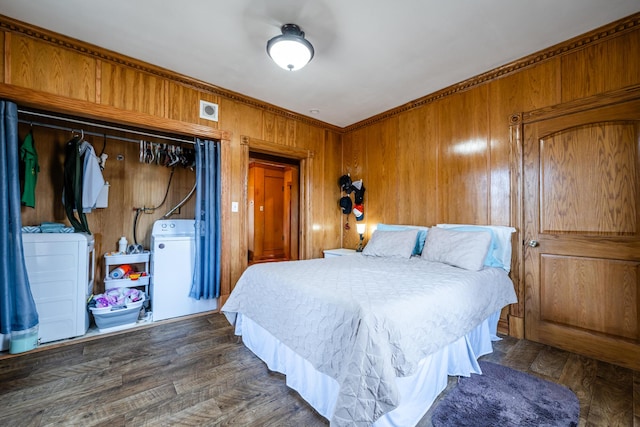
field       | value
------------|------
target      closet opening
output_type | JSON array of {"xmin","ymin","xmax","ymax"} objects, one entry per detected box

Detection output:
[
  {"xmin": 16, "ymin": 108, "xmax": 199, "ymax": 287},
  {"xmin": 248, "ymin": 152, "xmax": 300, "ymax": 265}
]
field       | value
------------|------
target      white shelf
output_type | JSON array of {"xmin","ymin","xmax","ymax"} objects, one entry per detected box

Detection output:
[
  {"xmin": 103, "ymin": 251, "xmax": 151, "ymax": 296},
  {"xmin": 104, "ymin": 275, "xmax": 150, "ymax": 289},
  {"xmin": 104, "ymin": 251, "xmax": 150, "ymax": 264}
]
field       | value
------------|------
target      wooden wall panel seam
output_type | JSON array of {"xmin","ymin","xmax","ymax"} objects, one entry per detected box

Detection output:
[
  {"xmin": 163, "ymin": 80, "xmax": 169, "ymax": 119},
  {"xmin": 3, "ymin": 30, "xmax": 10, "ymax": 84},
  {"xmin": 486, "ymin": 98, "xmax": 492, "ymax": 224},
  {"xmin": 509, "ymin": 113, "xmax": 525, "ymax": 320},
  {"xmin": 95, "ymin": 59, "xmax": 101, "ymax": 104}
]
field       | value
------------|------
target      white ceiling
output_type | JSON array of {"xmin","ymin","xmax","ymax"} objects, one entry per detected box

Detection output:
[{"xmin": 1, "ymin": 1, "xmax": 639, "ymax": 128}]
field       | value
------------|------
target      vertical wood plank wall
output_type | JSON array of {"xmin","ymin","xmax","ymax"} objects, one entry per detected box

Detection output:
[
  {"xmin": 341, "ymin": 15, "xmax": 640, "ymax": 331},
  {"xmin": 0, "ymin": 16, "xmax": 343, "ymax": 300},
  {"xmin": 1, "ymin": 13, "xmax": 639, "ymax": 326}
]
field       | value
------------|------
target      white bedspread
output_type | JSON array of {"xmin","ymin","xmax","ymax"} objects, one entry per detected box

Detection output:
[{"xmin": 222, "ymin": 254, "xmax": 517, "ymax": 426}]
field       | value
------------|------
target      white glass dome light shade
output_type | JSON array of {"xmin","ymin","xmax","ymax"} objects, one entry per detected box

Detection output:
[
  {"xmin": 268, "ymin": 39, "xmax": 313, "ymax": 70},
  {"xmin": 267, "ymin": 24, "xmax": 314, "ymax": 71}
]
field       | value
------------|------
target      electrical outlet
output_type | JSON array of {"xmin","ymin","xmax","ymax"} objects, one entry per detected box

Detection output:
[{"xmin": 231, "ymin": 202, "xmax": 238, "ymax": 212}]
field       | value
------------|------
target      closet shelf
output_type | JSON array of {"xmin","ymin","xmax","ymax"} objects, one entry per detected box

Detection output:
[
  {"xmin": 104, "ymin": 251, "xmax": 151, "ymax": 264},
  {"xmin": 104, "ymin": 275, "xmax": 150, "ymax": 289}
]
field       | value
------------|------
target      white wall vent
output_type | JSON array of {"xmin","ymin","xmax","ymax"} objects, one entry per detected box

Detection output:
[{"xmin": 199, "ymin": 100, "xmax": 219, "ymax": 122}]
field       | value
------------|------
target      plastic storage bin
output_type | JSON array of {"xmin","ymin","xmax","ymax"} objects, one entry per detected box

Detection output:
[{"xmin": 90, "ymin": 295, "xmax": 145, "ymax": 332}]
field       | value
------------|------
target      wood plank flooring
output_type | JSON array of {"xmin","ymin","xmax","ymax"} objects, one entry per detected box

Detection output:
[{"xmin": 0, "ymin": 313, "xmax": 638, "ymax": 426}]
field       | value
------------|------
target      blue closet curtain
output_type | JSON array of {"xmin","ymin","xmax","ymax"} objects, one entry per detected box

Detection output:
[
  {"xmin": 190, "ymin": 138, "xmax": 221, "ymax": 299},
  {"xmin": 0, "ymin": 100, "xmax": 39, "ymax": 334}
]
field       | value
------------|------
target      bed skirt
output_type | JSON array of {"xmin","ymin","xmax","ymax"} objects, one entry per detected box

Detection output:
[{"xmin": 236, "ymin": 311, "xmax": 501, "ymax": 427}]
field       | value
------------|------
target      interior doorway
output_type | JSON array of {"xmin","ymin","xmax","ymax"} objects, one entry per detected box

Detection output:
[{"xmin": 248, "ymin": 152, "xmax": 300, "ymax": 264}]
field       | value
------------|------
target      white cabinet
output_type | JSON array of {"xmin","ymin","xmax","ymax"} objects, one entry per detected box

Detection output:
[
  {"xmin": 323, "ymin": 248, "xmax": 357, "ymax": 258},
  {"xmin": 104, "ymin": 251, "xmax": 151, "ymax": 297}
]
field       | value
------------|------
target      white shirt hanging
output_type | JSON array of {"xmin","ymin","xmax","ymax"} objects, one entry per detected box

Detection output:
[{"xmin": 79, "ymin": 141, "xmax": 105, "ymax": 213}]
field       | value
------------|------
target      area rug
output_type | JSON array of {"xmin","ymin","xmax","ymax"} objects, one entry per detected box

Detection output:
[{"xmin": 431, "ymin": 361, "xmax": 579, "ymax": 427}]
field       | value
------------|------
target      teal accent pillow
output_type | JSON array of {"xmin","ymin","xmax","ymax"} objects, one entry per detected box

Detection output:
[{"xmin": 376, "ymin": 224, "xmax": 429, "ymax": 255}]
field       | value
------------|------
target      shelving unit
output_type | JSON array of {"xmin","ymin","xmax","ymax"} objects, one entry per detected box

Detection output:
[{"xmin": 103, "ymin": 251, "xmax": 151, "ymax": 297}]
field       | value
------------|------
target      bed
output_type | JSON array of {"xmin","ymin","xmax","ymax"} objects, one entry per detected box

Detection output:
[{"xmin": 222, "ymin": 224, "xmax": 518, "ymax": 426}]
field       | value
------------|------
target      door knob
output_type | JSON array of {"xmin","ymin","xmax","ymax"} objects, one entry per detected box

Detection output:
[{"xmin": 528, "ymin": 240, "xmax": 539, "ymax": 247}]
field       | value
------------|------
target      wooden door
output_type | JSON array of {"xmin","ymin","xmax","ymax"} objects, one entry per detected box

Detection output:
[
  {"xmin": 523, "ymin": 97, "xmax": 640, "ymax": 370},
  {"xmin": 248, "ymin": 162, "xmax": 287, "ymax": 262},
  {"xmin": 262, "ymin": 168, "xmax": 285, "ymax": 259}
]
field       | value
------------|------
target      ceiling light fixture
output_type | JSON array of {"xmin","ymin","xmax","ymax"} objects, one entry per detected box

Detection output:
[{"xmin": 267, "ymin": 24, "xmax": 314, "ymax": 71}]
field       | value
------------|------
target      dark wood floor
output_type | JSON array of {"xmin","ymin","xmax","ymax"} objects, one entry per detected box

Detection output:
[{"xmin": 0, "ymin": 313, "xmax": 638, "ymax": 427}]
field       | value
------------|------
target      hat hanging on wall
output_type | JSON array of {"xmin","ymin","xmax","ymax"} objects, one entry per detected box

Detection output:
[
  {"xmin": 339, "ymin": 196, "xmax": 353, "ymax": 214},
  {"xmin": 354, "ymin": 185, "xmax": 366, "ymax": 204},
  {"xmin": 339, "ymin": 174, "xmax": 353, "ymax": 193},
  {"xmin": 353, "ymin": 204, "xmax": 364, "ymax": 221}
]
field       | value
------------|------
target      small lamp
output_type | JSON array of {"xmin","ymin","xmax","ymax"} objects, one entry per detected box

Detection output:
[
  {"xmin": 267, "ymin": 24, "xmax": 314, "ymax": 71},
  {"xmin": 356, "ymin": 223, "xmax": 366, "ymax": 252}
]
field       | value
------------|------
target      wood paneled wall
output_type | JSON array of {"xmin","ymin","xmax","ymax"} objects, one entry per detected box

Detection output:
[
  {"xmin": 2, "ymin": 12, "xmax": 639, "ymax": 323},
  {"xmin": 341, "ymin": 13, "xmax": 640, "ymax": 333},
  {"xmin": 0, "ymin": 15, "xmax": 343, "ymax": 301}
]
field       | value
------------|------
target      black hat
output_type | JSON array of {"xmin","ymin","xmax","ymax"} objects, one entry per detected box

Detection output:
[
  {"xmin": 338, "ymin": 175, "xmax": 352, "ymax": 193},
  {"xmin": 339, "ymin": 196, "xmax": 352, "ymax": 214},
  {"xmin": 354, "ymin": 185, "xmax": 366, "ymax": 204}
]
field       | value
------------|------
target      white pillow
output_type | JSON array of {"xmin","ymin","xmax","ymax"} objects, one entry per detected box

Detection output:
[
  {"xmin": 362, "ymin": 229, "xmax": 419, "ymax": 259},
  {"xmin": 436, "ymin": 224, "xmax": 516, "ymax": 272},
  {"xmin": 422, "ymin": 227, "xmax": 492, "ymax": 271},
  {"xmin": 376, "ymin": 223, "xmax": 429, "ymax": 255}
]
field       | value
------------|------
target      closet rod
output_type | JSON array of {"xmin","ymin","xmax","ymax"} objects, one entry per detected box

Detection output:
[
  {"xmin": 18, "ymin": 119, "xmax": 164, "ymax": 145},
  {"xmin": 17, "ymin": 109, "xmax": 196, "ymax": 145}
]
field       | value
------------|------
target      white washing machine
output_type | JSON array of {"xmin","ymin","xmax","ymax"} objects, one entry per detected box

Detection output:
[
  {"xmin": 22, "ymin": 232, "xmax": 94, "ymax": 342},
  {"xmin": 150, "ymin": 219, "xmax": 218, "ymax": 321}
]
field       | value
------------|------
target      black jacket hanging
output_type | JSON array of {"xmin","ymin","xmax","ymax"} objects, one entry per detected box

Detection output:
[{"xmin": 63, "ymin": 136, "xmax": 91, "ymax": 234}]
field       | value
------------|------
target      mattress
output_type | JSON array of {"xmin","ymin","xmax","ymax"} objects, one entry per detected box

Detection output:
[
  {"xmin": 222, "ymin": 254, "xmax": 517, "ymax": 426},
  {"xmin": 238, "ymin": 310, "xmax": 500, "ymax": 426}
]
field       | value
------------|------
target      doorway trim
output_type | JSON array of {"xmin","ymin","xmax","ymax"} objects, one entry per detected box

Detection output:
[{"xmin": 240, "ymin": 136, "xmax": 313, "ymax": 272}]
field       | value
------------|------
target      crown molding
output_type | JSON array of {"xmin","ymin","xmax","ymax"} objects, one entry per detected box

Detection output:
[
  {"xmin": 0, "ymin": 14, "xmax": 342, "ymax": 134},
  {"xmin": 344, "ymin": 11, "xmax": 640, "ymax": 133},
  {"xmin": 1, "ymin": 12, "xmax": 638, "ymax": 134}
]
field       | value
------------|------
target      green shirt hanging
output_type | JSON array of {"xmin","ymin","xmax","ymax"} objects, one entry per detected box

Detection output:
[{"xmin": 20, "ymin": 131, "xmax": 39, "ymax": 208}]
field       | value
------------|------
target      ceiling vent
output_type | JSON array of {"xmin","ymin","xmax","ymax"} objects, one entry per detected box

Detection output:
[{"xmin": 199, "ymin": 100, "xmax": 219, "ymax": 122}]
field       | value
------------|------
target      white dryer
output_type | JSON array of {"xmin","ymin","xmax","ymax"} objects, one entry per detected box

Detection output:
[{"xmin": 150, "ymin": 219, "xmax": 218, "ymax": 321}]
